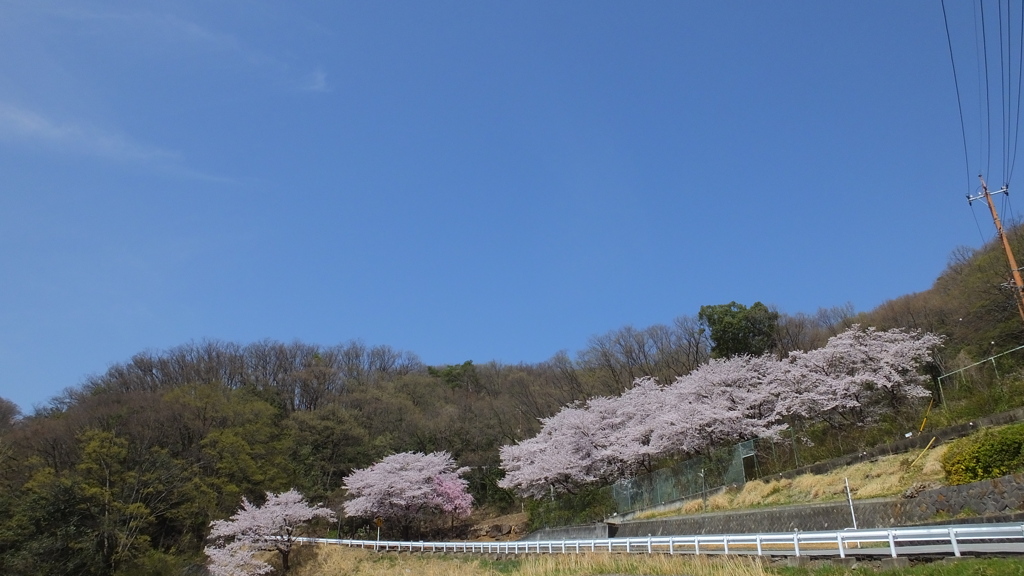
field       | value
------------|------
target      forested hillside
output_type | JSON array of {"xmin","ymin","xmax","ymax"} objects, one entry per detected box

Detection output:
[{"xmin": 2, "ymin": 226, "xmax": 1024, "ymax": 575}]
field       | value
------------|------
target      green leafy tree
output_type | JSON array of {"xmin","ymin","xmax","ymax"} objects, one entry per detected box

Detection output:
[
  {"xmin": 698, "ymin": 301, "xmax": 779, "ymax": 358},
  {"xmin": 195, "ymin": 389, "xmax": 292, "ymax": 511},
  {"xmin": 427, "ymin": 361, "xmax": 479, "ymax": 390},
  {"xmin": 74, "ymin": 430, "xmax": 154, "ymax": 571},
  {"xmin": 285, "ymin": 403, "xmax": 377, "ymax": 499},
  {"xmin": 1, "ymin": 465, "xmax": 103, "ymax": 576}
]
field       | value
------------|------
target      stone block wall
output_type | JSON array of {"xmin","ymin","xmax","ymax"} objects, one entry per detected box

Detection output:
[{"xmin": 896, "ymin": 472, "xmax": 1024, "ymax": 519}]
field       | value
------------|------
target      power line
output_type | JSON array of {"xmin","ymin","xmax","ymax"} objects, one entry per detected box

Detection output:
[
  {"xmin": 942, "ymin": 0, "xmax": 973, "ymax": 193},
  {"xmin": 999, "ymin": 0, "xmax": 1009, "ymax": 183},
  {"xmin": 971, "ymin": 197, "xmax": 989, "ymax": 245},
  {"xmin": 1009, "ymin": 0, "xmax": 1024, "ymax": 182},
  {"xmin": 981, "ymin": 0, "xmax": 993, "ymax": 180}
]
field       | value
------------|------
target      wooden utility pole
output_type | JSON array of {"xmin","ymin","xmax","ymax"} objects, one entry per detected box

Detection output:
[{"xmin": 968, "ymin": 175, "xmax": 1024, "ymax": 324}]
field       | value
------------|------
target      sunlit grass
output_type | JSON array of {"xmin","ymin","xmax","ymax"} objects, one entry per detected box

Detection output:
[
  {"xmin": 634, "ymin": 444, "xmax": 948, "ymax": 519},
  {"xmin": 513, "ymin": 552, "xmax": 766, "ymax": 576},
  {"xmin": 292, "ymin": 546, "xmax": 769, "ymax": 576}
]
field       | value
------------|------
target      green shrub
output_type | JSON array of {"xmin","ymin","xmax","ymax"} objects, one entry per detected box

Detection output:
[
  {"xmin": 526, "ymin": 486, "xmax": 616, "ymax": 531},
  {"xmin": 941, "ymin": 423, "xmax": 1024, "ymax": 485}
]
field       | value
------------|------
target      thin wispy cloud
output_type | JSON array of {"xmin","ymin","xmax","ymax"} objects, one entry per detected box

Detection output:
[
  {"xmin": 0, "ymin": 102, "xmax": 231, "ymax": 182},
  {"xmin": 0, "ymin": 102, "xmax": 176, "ymax": 162},
  {"xmin": 39, "ymin": 4, "xmax": 283, "ymax": 70},
  {"xmin": 300, "ymin": 68, "xmax": 331, "ymax": 93}
]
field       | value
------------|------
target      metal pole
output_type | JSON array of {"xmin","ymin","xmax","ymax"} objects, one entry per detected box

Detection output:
[
  {"xmin": 790, "ymin": 427, "xmax": 800, "ymax": 467},
  {"xmin": 972, "ymin": 176, "xmax": 1024, "ymax": 323},
  {"xmin": 701, "ymin": 468, "xmax": 707, "ymax": 512},
  {"xmin": 845, "ymin": 477, "xmax": 858, "ymax": 529}
]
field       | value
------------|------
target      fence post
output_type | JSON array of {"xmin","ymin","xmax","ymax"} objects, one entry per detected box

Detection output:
[{"xmin": 948, "ymin": 527, "xmax": 961, "ymax": 557}]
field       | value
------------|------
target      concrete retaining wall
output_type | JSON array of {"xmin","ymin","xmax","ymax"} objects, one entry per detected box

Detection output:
[
  {"xmin": 613, "ymin": 473, "xmax": 1024, "ymax": 537},
  {"xmin": 519, "ymin": 523, "xmax": 612, "ymax": 541},
  {"xmin": 525, "ymin": 473, "xmax": 1024, "ymax": 540}
]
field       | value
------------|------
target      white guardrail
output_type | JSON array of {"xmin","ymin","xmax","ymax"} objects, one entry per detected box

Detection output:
[{"xmin": 297, "ymin": 523, "xmax": 1024, "ymax": 559}]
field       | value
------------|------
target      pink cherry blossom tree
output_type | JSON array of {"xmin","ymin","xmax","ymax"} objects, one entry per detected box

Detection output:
[
  {"xmin": 342, "ymin": 451, "xmax": 473, "ymax": 539},
  {"xmin": 780, "ymin": 325, "xmax": 945, "ymax": 426},
  {"xmin": 205, "ymin": 489, "xmax": 335, "ymax": 575},
  {"xmin": 500, "ymin": 358, "xmax": 788, "ymax": 497},
  {"xmin": 499, "ymin": 377, "xmax": 669, "ymax": 498},
  {"xmin": 650, "ymin": 354, "xmax": 789, "ymax": 457},
  {"xmin": 498, "ymin": 404, "xmax": 611, "ymax": 498},
  {"xmin": 499, "ymin": 325, "xmax": 943, "ymax": 498}
]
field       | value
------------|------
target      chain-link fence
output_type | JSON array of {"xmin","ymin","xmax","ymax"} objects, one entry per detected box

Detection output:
[{"xmin": 609, "ymin": 439, "xmax": 756, "ymax": 514}]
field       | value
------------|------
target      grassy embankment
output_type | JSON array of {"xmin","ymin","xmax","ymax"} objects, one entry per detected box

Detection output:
[
  {"xmin": 631, "ymin": 443, "xmax": 950, "ymax": 520},
  {"xmin": 291, "ymin": 546, "xmax": 767, "ymax": 576}
]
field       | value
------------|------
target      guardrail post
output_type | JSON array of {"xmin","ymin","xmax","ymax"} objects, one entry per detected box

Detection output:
[
  {"xmin": 669, "ymin": 537, "xmax": 675, "ymax": 555},
  {"xmin": 756, "ymin": 535, "xmax": 762, "ymax": 556},
  {"xmin": 793, "ymin": 533, "xmax": 800, "ymax": 557},
  {"xmin": 948, "ymin": 527, "xmax": 961, "ymax": 558},
  {"xmin": 724, "ymin": 536, "xmax": 729, "ymax": 555},
  {"xmin": 626, "ymin": 538, "xmax": 631, "ymax": 553},
  {"xmin": 695, "ymin": 537, "xmax": 700, "ymax": 555},
  {"xmin": 888, "ymin": 530, "xmax": 897, "ymax": 558},
  {"xmin": 647, "ymin": 537, "xmax": 652, "ymax": 554},
  {"xmin": 837, "ymin": 533, "xmax": 845, "ymax": 559}
]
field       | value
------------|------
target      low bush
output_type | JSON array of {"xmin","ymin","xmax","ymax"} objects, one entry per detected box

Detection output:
[
  {"xmin": 525, "ymin": 486, "xmax": 616, "ymax": 531},
  {"xmin": 941, "ymin": 423, "xmax": 1024, "ymax": 485}
]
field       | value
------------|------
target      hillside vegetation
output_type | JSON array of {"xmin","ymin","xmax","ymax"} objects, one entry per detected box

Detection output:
[{"xmin": 2, "ymin": 225, "xmax": 1024, "ymax": 575}]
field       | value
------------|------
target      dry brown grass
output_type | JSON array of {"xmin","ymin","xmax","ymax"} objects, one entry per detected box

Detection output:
[
  {"xmin": 291, "ymin": 546, "xmax": 768, "ymax": 576},
  {"xmin": 634, "ymin": 443, "xmax": 949, "ymax": 520},
  {"xmin": 291, "ymin": 546, "xmax": 500, "ymax": 576},
  {"xmin": 514, "ymin": 552, "xmax": 766, "ymax": 576}
]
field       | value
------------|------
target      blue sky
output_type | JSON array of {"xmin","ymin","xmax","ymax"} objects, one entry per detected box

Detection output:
[{"xmin": 0, "ymin": 1, "xmax": 1008, "ymax": 412}]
